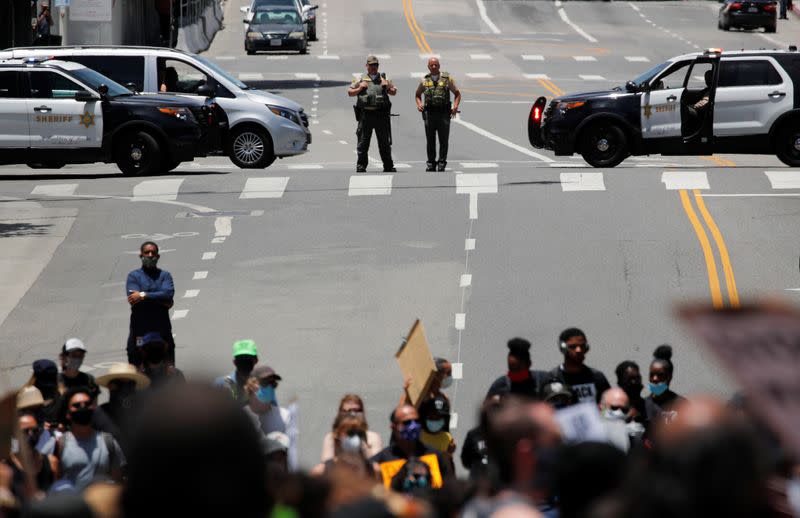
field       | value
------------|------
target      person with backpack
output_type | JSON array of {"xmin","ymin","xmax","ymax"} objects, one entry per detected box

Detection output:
[{"xmin": 55, "ymin": 387, "xmax": 125, "ymax": 491}]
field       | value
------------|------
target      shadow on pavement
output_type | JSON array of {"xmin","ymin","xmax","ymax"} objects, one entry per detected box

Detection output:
[
  {"xmin": 244, "ymin": 79, "xmax": 351, "ymax": 91},
  {"xmin": 0, "ymin": 170, "xmax": 232, "ymax": 181},
  {"xmin": 0, "ymin": 222, "xmax": 53, "ymax": 237}
]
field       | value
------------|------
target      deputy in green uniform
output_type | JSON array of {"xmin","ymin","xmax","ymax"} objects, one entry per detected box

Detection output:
[
  {"xmin": 415, "ymin": 58, "xmax": 461, "ymax": 172},
  {"xmin": 348, "ymin": 55, "xmax": 397, "ymax": 173}
]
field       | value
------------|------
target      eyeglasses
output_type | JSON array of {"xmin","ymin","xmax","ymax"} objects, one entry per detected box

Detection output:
[
  {"xmin": 258, "ymin": 378, "xmax": 278, "ymax": 388},
  {"xmin": 342, "ymin": 408, "xmax": 363, "ymax": 414},
  {"xmin": 70, "ymin": 401, "xmax": 91, "ymax": 410},
  {"xmin": 399, "ymin": 419, "xmax": 418, "ymax": 426},
  {"xmin": 609, "ymin": 405, "xmax": 630, "ymax": 413}
]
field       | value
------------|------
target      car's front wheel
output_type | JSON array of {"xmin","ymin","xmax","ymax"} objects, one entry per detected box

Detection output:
[
  {"xmin": 26, "ymin": 162, "xmax": 65, "ymax": 169},
  {"xmin": 579, "ymin": 122, "xmax": 629, "ymax": 168},
  {"xmin": 228, "ymin": 126, "xmax": 276, "ymax": 168},
  {"xmin": 115, "ymin": 130, "xmax": 162, "ymax": 176},
  {"xmin": 775, "ymin": 122, "xmax": 800, "ymax": 166}
]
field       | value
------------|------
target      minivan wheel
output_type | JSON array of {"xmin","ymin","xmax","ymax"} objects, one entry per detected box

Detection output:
[
  {"xmin": 775, "ymin": 124, "xmax": 800, "ymax": 166},
  {"xmin": 228, "ymin": 126, "xmax": 276, "ymax": 168},
  {"xmin": 115, "ymin": 130, "xmax": 161, "ymax": 176},
  {"xmin": 580, "ymin": 122, "xmax": 628, "ymax": 168}
]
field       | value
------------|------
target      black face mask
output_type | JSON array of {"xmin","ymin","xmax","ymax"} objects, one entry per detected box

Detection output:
[
  {"xmin": 70, "ymin": 408, "xmax": 94, "ymax": 426},
  {"xmin": 623, "ymin": 381, "xmax": 643, "ymax": 397},
  {"xmin": 234, "ymin": 358, "xmax": 256, "ymax": 377},
  {"xmin": 144, "ymin": 346, "xmax": 166, "ymax": 365}
]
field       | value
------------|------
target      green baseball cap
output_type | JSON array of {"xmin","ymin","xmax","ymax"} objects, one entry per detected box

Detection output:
[{"xmin": 232, "ymin": 339, "xmax": 258, "ymax": 358}]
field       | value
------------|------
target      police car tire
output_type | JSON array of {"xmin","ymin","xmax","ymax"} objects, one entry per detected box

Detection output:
[
  {"xmin": 115, "ymin": 130, "xmax": 161, "ymax": 177},
  {"xmin": 26, "ymin": 162, "xmax": 65, "ymax": 169},
  {"xmin": 579, "ymin": 122, "xmax": 628, "ymax": 168},
  {"xmin": 228, "ymin": 126, "xmax": 276, "ymax": 168},
  {"xmin": 161, "ymin": 160, "xmax": 181, "ymax": 173},
  {"xmin": 775, "ymin": 124, "xmax": 800, "ymax": 167}
]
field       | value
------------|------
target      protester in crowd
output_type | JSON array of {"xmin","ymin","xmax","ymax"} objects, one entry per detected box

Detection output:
[
  {"xmin": 487, "ymin": 338, "xmax": 549, "ymax": 399},
  {"xmin": 553, "ymin": 441, "xmax": 627, "ymax": 518},
  {"xmin": 548, "ymin": 328, "xmax": 611, "ymax": 404},
  {"xmin": 462, "ymin": 397, "xmax": 562, "ymax": 517},
  {"xmin": 55, "ymin": 387, "xmax": 125, "ymax": 491},
  {"xmin": 430, "ymin": 357, "xmax": 453, "ymax": 403},
  {"xmin": 540, "ymin": 380, "xmax": 575, "ymax": 410},
  {"xmin": 390, "ymin": 457, "xmax": 433, "ymax": 495},
  {"xmin": 420, "ymin": 395, "xmax": 455, "ymax": 463},
  {"xmin": 312, "ymin": 414, "xmax": 377, "ymax": 478},
  {"xmin": 460, "ymin": 394, "xmax": 501, "ymax": 480},
  {"xmin": 321, "ymin": 394, "xmax": 383, "ymax": 461},
  {"xmin": 598, "ymin": 388, "xmax": 635, "ymax": 452},
  {"xmin": 33, "ymin": 2, "xmax": 53, "ymax": 45},
  {"xmin": 265, "ymin": 431, "xmax": 291, "ymax": 473},
  {"xmin": 28, "ymin": 360, "xmax": 61, "ymax": 430},
  {"xmin": 4, "ymin": 414, "xmax": 59, "ymax": 503},
  {"xmin": 121, "ymin": 383, "xmax": 269, "ymax": 518},
  {"xmin": 214, "ymin": 339, "xmax": 259, "ymax": 406},
  {"xmin": 126, "ymin": 241, "xmax": 175, "ymax": 366},
  {"xmin": 93, "ymin": 363, "xmax": 150, "ymax": 453},
  {"xmin": 16, "ymin": 386, "xmax": 57, "ymax": 457},
  {"xmin": 244, "ymin": 365, "xmax": 289, "ymax": 437},
  {"xmin": 58, "ymin": 338, "xmax": 99, "ymax": 398},
  {"xmin": 615, "ymin": 360, "xmax": 646, "ymax": 424},
  {"xmin": 138, "ymin": 332, "xmax": 185, "ymax": 388},
  {"xmin": 371, "ymin": 404, "xmax": 452, "ymax": 485},
  {"xmin": 644, "ymin": 345, "xmax": 685, "ymax": 426}
]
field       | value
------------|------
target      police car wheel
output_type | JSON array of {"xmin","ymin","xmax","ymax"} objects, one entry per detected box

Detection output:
[
  {"xmin": 775, "ymin": 124, "xmax": 800, "ymax": 167},
  {"xmin": 26, "ymin": 162, "xmax": 65, "ymax": 169},
  {"xmin": 161, "ymin": 160, "xmax": 181, "ymax": 173},
  {"xmin": 579, "ymin": 122, "xmax": 628, "ymax": 168},
  {"xmin": 228, "ymin": 127, "xmax": 275, "ymax": 168},
  {"xmin": 115, "ymin": 130, "xmax": 161, "ymax": 177}
]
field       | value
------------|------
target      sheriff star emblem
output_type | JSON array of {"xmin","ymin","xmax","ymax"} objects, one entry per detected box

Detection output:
[
  {"xmin": 79, "ymin": 111, "xmax": 95, "ymax": 128},
  {"xmin": 643, "ymin": 104, "xmax": 652, "ymax": 119}
]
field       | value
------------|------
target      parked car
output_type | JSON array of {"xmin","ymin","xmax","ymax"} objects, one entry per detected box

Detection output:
[
  {"xmin": 246, "ymin": 6, "xmax": 308, "ymax": 55},
  {"xmin": 241, "ymin": 0, "xmax": 318, "ymax": 40},
  {"xmin": 719, "ymin": 0, "xmax": 777, "ymax": 32},
  {"xmin": 0, "ymin": 46, "xmax": 311, "ymax": 169},
  {"xmin": 299, "ymin": 0, "xmax": 318, "ymax": 40}
]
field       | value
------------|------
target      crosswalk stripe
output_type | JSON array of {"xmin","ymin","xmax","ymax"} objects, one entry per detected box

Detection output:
[
  {"xmin": 265, "ymin": 56, "xmax": 289, "ymax": 60},
  {"xmin": 31, "ymin": 183, "xmax": 77, "ymax": 196},
  {"xmin": 317, "ymin": 55, "xmax": 340, "ymax": 60},
  {"xmin": 579, "ymin": 74, "xmax": 606, "ymax": 80},
  {"xmin": 375, "ymin": 54, "xmax": 392, "ymax": 60},
  {"xmin": 456, "ymin": 173, "xmax": 498, "ymax": 194},
  {"xmin": 764, "ymin": 170, "xmax": 800, "ymax": 189},
  {"xmin": 625, "ymin": 56, "xmax": 650, "ymax": 62},
  {"xmin": 410, "ymin": 72, "xmax": 426, "ymax": 78},
  {"xmin": 183, "ymin": 289, "xmax": 199, "ymax": 298},
  {"xmin": 560, "ymin": 172, "xmax": 606, "ymax": 191},
  {"xmin": 466, "ymin": 72, "xmax": 494, "ymax": 79},
  {"xmin": 193, "ymin": 271, "xmax": 208, "ymax": 280},
  {"xmin": 461, "ymin": 162, "xmax": 498, "ymax": 168},
  {"xmin": 171, "ymin": 309, "xmax": 189, "ymax": 320},
  {"xmin": 420, "ymin": 53, "xmax": 441, "ymax": 59},
  {"xmin": 523, "ymin": 73, "xmax": 550, "ymax": 79},
  {"xmin": 295, "ymin": 73, "xmax": 321, "ymax": 80},
  {"xmin": 238, "ymin": 73, "xmax": 264, "ymax": 80},
  {"xmin": 470, "ymin": 54, "xmax": 492, "ymax": 60},
  {"xmin": 240, "ymin": 177, "xmax": 290, "ymax": 199},
  {"xmin": 132, "ymin": 179, "xmax": 184, "ymax": 201},
  {"xmin": 573, "ymin": 55, "xmax": 597, "ymax": 61},
  {"xmin": 661, "ymin": 171, "xmax": 709, "ymax": 190},
  {"xmin": 348, "ymin": 175, "xmax": 393, "ymax": 196},
  {"xmin": 287, "ymin": 164, "xmax": 323, "ymax": 170},
  {"xmin": 521, "ymin": 54, "xmax": 545, "ymax": 61}
]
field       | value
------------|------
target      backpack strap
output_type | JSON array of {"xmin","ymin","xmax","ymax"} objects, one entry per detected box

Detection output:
[{"xmin": 101, "ymin": 432, "xmax": 116, "ymax": 469}]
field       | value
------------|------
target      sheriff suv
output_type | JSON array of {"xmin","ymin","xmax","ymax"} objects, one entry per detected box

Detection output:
[
  {"xmin": 0, "ymin": 58, "xmax": 222, "ymax": 175},
  {"xmin": 529, "ymin": 48, "xmax": 800, "ymax": 167}
]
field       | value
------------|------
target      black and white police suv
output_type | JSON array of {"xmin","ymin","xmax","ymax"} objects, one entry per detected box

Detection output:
[
  {"xmin": 529, "ymin": 48, "xmax": 800, "ymax": 167},
  {"xmin": 0, "ymin": 58, "xmax": 222, "ymax": 175}
]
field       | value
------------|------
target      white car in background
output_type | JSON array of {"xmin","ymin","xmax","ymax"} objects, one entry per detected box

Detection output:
[
  {"xmin": 0, "ymin": 46, "xmax": 311, "ymax": 169},
  {"xmin": 241, "ymin": 0, "xmax": 319, "ymax": 40}
]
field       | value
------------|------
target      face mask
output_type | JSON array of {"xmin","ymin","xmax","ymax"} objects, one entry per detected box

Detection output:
[
  {"xmin": 623, "ymin": 381, "xmax": 642, "ymax": 397},
  {"xmin": 70, "ymin": 408, "xmax": 94, "ymax": 426},
  {"xmin": 27, "ymin": 430, "xmax": 41, "ymax": 449},
  {"xmin": 440, "ymin": 376, "xmax": 453, "ymax": 389},
  {"xmin": 234, "ymin": 358, "xmax": 256, "ymax": 377},
  {"xmin": 603, "ymin": 408, "xmax": 627, "ymax": 421},
  {"xmin": 144, "ymin": 347, "xmax": 166, "ymax": 365},
  {"xmin": 256, "ymin": 386, "xmax": 276, "ymax": 405},
  {"xmin": 649, "ymin": 382, "xmax": 669, "ymax": 397},
  {"xmin": 403, "ymin": 476, "xmax": 428, "ymax": 491},
  {"xmin": 399, "ymin": 420, "xmax": 422, "ymax": 442},
  {"xmin": 508, "ymin": 370, "xmax": 530, "ymax": 383},
  {"xmin": 141, "ymin": 256, "xmax": 158, "ymax": 269},
  {"xmin": 340, "ymin": 434, "xmax": 363, "ymax": 454},
  {"xmin": 425, "ymin": 419, "xmax": 445, "ymax": 433},
  {"xmin": 65, "ymin": 357, "xmax": 83, "ymax": 372}
]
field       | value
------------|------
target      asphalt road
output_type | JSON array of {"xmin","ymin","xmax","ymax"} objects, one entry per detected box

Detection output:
[{"xmin": 2, "ymin": 0, "xmax": 800, "ymax": 468}]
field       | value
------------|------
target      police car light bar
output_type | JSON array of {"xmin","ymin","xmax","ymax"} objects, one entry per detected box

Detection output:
[
  {"xmin": 24, "ymin": 56, "xmax": 55, "ymax": 64},
  {"xmin": 705, "ymin": 48, "xmax": 723, "ymax": 55}
]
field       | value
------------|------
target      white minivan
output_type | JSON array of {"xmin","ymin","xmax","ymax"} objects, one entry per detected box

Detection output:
[{"xmin": 0, "ymin": 46, "xmax": 311, "ymax": 169}]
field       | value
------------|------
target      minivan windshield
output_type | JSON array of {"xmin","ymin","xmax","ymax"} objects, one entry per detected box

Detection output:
[
  {"xmin": 70, "ymin": 67, "xmax": 133, "ymax": 97},
  {"xmin": 193, "ymin": 54, "xmax": 249, "ymax": 90}
]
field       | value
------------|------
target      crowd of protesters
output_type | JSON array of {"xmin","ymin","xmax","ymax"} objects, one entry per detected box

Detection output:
[{"xmin": 1, "ymin": 242, "xmax": 799, "ymax": 517}]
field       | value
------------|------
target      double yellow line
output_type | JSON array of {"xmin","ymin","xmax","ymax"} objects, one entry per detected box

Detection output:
[
  {"xmin": 538, "ymin": 78, "xmax": 563, "ymax": 97},
  {"xmin": 402, "ymin": 0, "xmax": 432, "ymax": 54},
  {"xmin": 679, "ymin": 189, "xmax": 740, "ymax": 309}
]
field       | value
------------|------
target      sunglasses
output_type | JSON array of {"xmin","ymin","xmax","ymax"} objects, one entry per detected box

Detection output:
[
  {"xmin": 399, "ymin": 419, "xmax": 419, "ymax": 426},
  {"xmin": 70, "ymin": 402, "xmax": 91, "ymax": 410},
  {"xmin": 609, "ymin": 405, "xmax": 630, "ymax": 413}
]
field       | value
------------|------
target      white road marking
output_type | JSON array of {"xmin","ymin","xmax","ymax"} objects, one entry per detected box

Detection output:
[
  {"xmin": 460, "ymin": 274, "xmax": 472, "ymax": 287},
  {"xmin": 240, "ymin": 177, "xmax": 290, "ymax": 199},
  {"xmin": 558, "ymin": 6, "xmax": 597, "ymax": 43},
  {"xmin": 476, "ymin": 0, "xmax": 501, "ymax": 34},
  {"xmin": 465, "ymin": 238, "xmax": 476, "ymax": 250},
  {"xmin": 550, "ymin": 163, "xmax": 586, "ymax": 168},
  {"xmin": 457, "ymin": 173, "xmax": 498, "ymax": 219},
  {"xmin": 470, "ymin": 53, "xmax": 492, "ymax": 60},
  {"xmin": 211, "ymin": 237, "xmax": 226, "ymax": 243},
  {"xmin": 395, "ymin": 163, "xmax": 412, "ymax": 168},
  {"xmin": 629, "ymin": 2, "xmax": 640, "ymax": 11},
  {"xmin": 238, "ymin": 73, "xmax": 264, "ymax": 80},
  {"xmin": 132, "ymin": 179, "xmax": 184, "ymax": 202},
  {"xmin": 348, "ymin": 175, "xmax": 393, "ymax": 196},
  {"xmin": 316, "ymin": 55, "xmax": 340, "ymax": 60},
  {"xmin": 375, "ymin": 54, "xmax": 391, "ymax": 59},
  {"xmin": 322, "ymin": 130, "xmax": 332, "ymax": 135},
  {"xmin": 31, "ymin": 184, "xmax": 77, "ymax": 196},
  {"xmin": 171, "ymin": 309, "xmax": 189, "ymax": 320},
  {"xmin": 410, "ymin": 72, "xmax": 426, "ymax": 78},
  {"xmin": 625, "ymin": 56, "xmax": 650, "ymax": 62},
  {"xmin": 573, "ymin": 55, "xmax": 597, "ymax": 61},
  {"xmin": 214, "ymin": 56, "xmax": 236, "ymax": 60},
  {"xmin": 419, "ymin": 53, "xmax": 441, "ymax": 59},
  {"xmin": 295, "ymin": 72, "xmax": 321, "ymax": 80},
  {"xmin": 758, "ymin": 33, "xmax": 783, "ymax": 46},
  {"xmin": 450, "ymin": 412, "xmax": 459, "ymax": 430},
  {"xmin": 523, "ymin": 73, "xmax": 550, "ymax": 79},
  {"xmin": 560, "ymin": 172, "xmax": 606, "ymax": 191},
  {"xmin": 287, "ymin": 164, "xmax": 323, "ymax": 169},
  {"xmin": 183, "ymin": 289, "xmax": 199, "ymax": 298},
  {"xmin": 214, "ymin": 216, "xmax": 232, "ymax": 237},
  {"xmin": 453, "ymin": 117, "xmax": 554, "ymax": 162},
  {"xmin": 461, "ymin": 162, "xmax": 498, "ymax": 168},
  {"xmin": 466, "ymin": 72, "xmax": 494, "ymax": 78},
  {"xmin": 765, "ymin": 170, "xmax": 800, "ymax": 189},
  {"xmin": 265, "ymin": 56, "xmax": 289, "ymax": 60},
  {"xmin": 661, "ymin": 171, "xmax": 709, "ymax": 190},
  {"xmin": 522, "ymin": 54, "xmax": 545, "ymax": 61},
  {"xmin": 339, "ymin": 140, "xmax": 348, "ymax": 145},
  {"xmin": 452, "ymin": 363, "xmax": 463, "ymax": 379},
  {"xmin": 455, "ymin": 313, "xmax": 466, "ymax": 330},
  {"xmin": 579, "ymin": 74, "xmax": 606, "ymax": 80},
  {"xmin": 193, "ymin": 271, "xmax": 208, "ymax": 280},
  {"xmin": 202, "ymin": 252, "xmax": 217, "ymax": 260}
]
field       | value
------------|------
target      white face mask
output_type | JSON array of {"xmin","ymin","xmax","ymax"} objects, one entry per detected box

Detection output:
[
  {"xmin": 440, "ymin": 376, "xmax": 453, "ymax": 389},
  {"xmin": 603, "ymin": 408, "xmax": 627, "ymax": 422},
  {"xmin": 340, "ymin": 434, "xmax": 363, "ymax": 454}
]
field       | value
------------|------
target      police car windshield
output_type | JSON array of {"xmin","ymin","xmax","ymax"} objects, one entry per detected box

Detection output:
[
  {"xmin": 70, "ymin": 67, "xmax": 132, "ymax": 97},
  {"xmin": 193, "ymin": 55, "xmax": 249, "ymax": 90},
  {"xmin": 629, "ymin": 62, "xmax": 670, "ymax": 87}
]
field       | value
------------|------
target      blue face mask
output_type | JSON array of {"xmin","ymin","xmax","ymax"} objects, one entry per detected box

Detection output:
[
  {"xmin": 649, "ymin": 382, "xmax": 669, "ymax": 396},
  {"xmin": 256, "ymin": 386, "xmax": 276, "ymax": 404},
  {"xmin": 399, "ymin": 420, "xmax": 422, "ymax": 442}
]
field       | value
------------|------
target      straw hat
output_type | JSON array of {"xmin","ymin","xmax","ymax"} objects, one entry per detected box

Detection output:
[
  {"xmin": 17, "ymin": 386, "xmax": 45, "ymax": 410},
  {"xmin": 96, "ymin": 363, "xmax": 150, "ymax": 389}
]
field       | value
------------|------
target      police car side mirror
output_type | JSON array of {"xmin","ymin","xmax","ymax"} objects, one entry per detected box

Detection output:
[
  {"xmin": 74, "ymin": 90, "xmax": 99, "ymax": 102},
  {"xmin": 625, "ymin": 81, "xmax": 639, "ymax": 93},
  {"xmin": 240, "ymin": 5, "xmax": 248, "ymax": 12},
  {"xmin": 196, "ymin": 84, "xmax": 215, "ymax": 98},
  {"xmin": 125, "ymin": 82, "xmax": 139, "ymax": 93},
  {"xmin": 97, "ymin": 84, "xmax": 109, "ymax": 99}
]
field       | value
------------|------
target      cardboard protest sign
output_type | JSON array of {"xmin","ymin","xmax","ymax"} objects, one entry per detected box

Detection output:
[
  {"xmin": 678, "ymin": 302, "xmax": 800, "ymax": 458},
  {"xmin": 396, "ymin": 320, "xmax": 437, "ymax": 408}
]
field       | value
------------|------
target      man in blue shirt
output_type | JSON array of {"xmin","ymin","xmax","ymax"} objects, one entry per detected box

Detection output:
[{"xmin": 126, "ymin": 242, "xmax": 175, "ymax": 366}]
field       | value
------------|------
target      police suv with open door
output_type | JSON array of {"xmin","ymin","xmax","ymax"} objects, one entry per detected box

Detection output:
[{"xmin": 529, "ymin": 48, "xmax": 800, "ymax": 167}]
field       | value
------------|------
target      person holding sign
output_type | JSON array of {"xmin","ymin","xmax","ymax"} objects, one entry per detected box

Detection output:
[{"xmin": 547, "ymin": 328, "xmax": 610, "ymax": 404}]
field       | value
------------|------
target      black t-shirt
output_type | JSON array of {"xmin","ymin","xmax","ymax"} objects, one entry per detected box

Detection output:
[
  {"xmin": 59, "ymin": 372, "xmax": 100, "ymax": 399},
  {"xmin": 487, "ymin": 370, "xmax": 549, "ymax": 400},
  {"xmin": 548, "ymin": 365, "xmax": 611, "ymax": 404},
  {"xmin": 645, "ymin": 390, "xmax": 685, "ymax": 425},
  {"xmin": 460, "ymin": 426, "xmax": 489, "ymax": 479}
]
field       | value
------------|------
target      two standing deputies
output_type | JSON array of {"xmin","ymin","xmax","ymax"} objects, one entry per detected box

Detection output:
[{"xmin": 348, "ymin": 55, "xmax": 461, "ymax": 173}]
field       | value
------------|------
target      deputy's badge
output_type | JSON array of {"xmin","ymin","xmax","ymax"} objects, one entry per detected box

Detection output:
[
  {"xmin": 643, "ymin": 104, "xmax": 652, "ymax": 119},
  {"xmin": 79, "ymin": 111, "xmax": 95, "ymax": 128}
]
